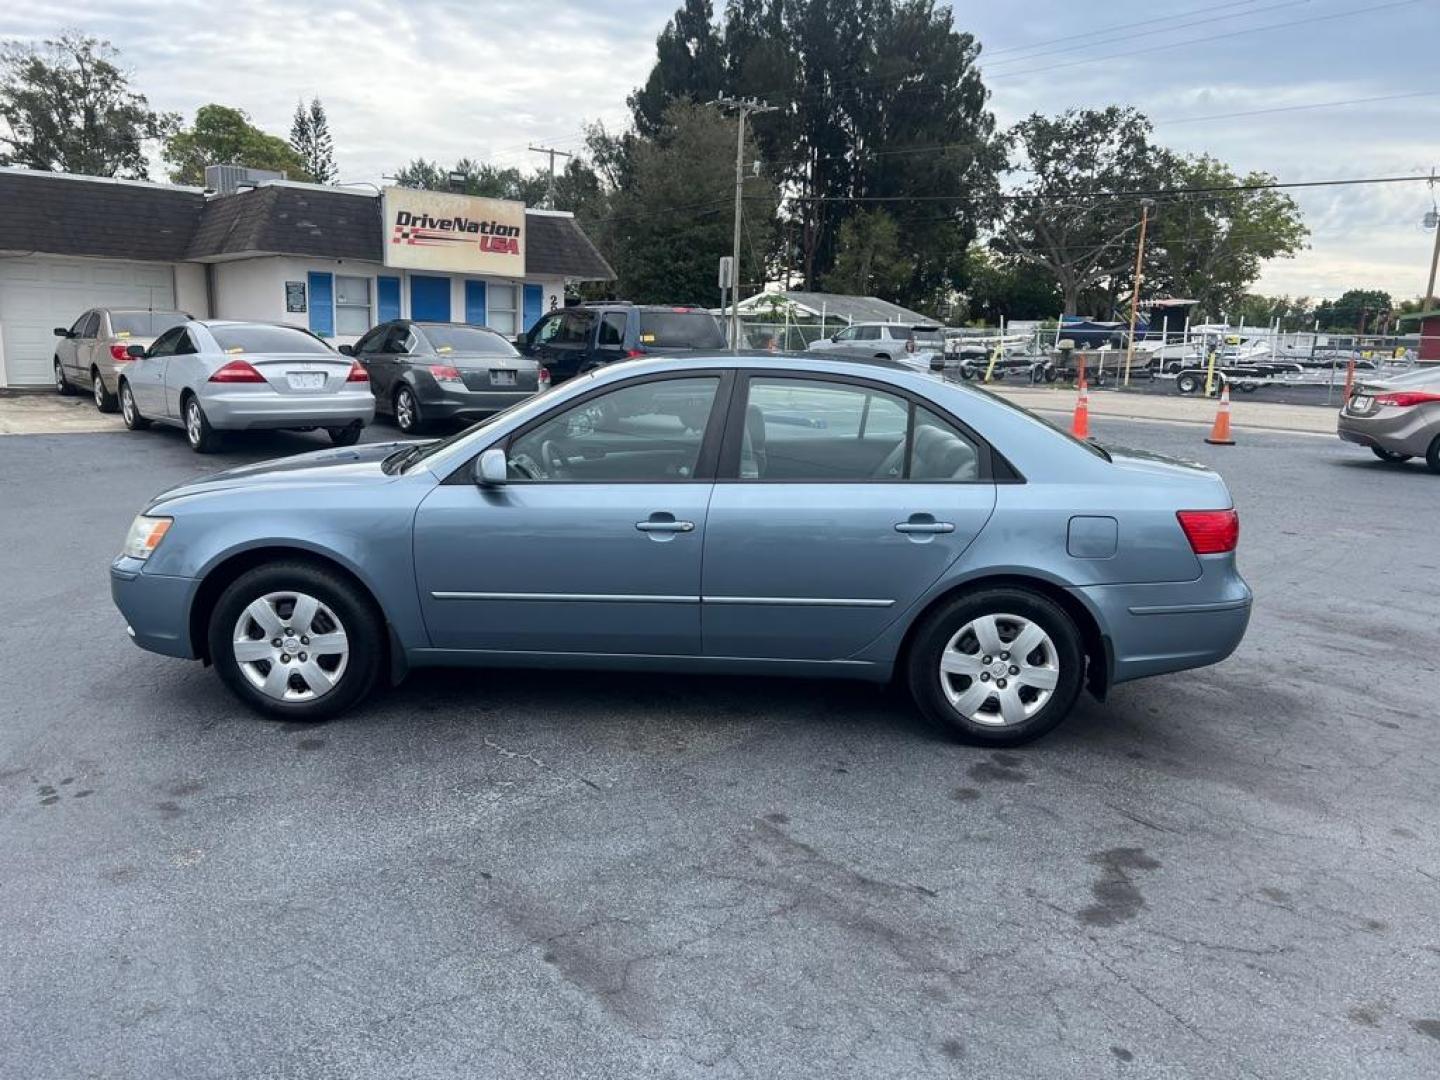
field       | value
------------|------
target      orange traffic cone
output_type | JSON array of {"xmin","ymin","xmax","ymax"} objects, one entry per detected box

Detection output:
[
  {"xmin": 1205, "ymin": 383, "xmax": 1236, "ymax": 445},
  {"xmin": 1071, "ymin": 379, "xmax": 1090, "ymax": 439}
]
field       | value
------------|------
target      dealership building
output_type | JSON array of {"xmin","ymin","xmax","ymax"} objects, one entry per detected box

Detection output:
[{"xmin": 0, "ymin": 168, "xmax": 614, "ymax": 388}]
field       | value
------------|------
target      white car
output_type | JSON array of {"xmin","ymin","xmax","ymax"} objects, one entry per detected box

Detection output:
[
  {"xmin": 118, "ymin": 320, "xmax": 375, "ymax": 453},
  {"xmin": 808, "ymin": 322, "xmax": 946, "ymax": 362}
]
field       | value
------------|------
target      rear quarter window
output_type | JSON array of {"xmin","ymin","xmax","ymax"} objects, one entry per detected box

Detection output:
[{"xmin": 637, "ymin": 311, "xmax": 727, "ymax": 349}]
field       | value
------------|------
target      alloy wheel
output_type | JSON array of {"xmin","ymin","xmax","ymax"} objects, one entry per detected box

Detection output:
[
  {"xmin": 231, "ymin": 591, "xmax": 349, "ymax": 702},
  {"xmin": 186, "ymin": 401, "xmax": 202, "ymax": 446},
  {"xmin": 54, "ymin": 363, "xmax": 65, "ymax": 393},
  {"xmin": 396, "ymin": 388, "xmax": 416, "ymax": 431},
  {"xmin": 93, "ymin": 375, "xmax": 105, "ymax": 408},
  {"xmin": 121, "ymin": 385, "xmax": 135, "ymax": 425},
  {"xmin": 938, "ymin": 613, "xmax": 1059, "ymax": 727}
]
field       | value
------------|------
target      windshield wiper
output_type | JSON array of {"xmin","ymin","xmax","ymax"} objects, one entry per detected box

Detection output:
[{"xmin": 382, "ymin": 443, "xmax": 422, "ymax": 474}]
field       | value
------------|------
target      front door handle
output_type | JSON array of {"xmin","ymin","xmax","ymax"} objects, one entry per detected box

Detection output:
[
  {"xmin": 895, "ymin": 516, "xmax": 955, "ymax": 534},
  {"xmin": 636, "ymin": 514, "xmax": 695, "ymax": 533}
]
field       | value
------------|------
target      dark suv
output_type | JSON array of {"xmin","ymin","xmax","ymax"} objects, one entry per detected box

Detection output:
[{"xmin": 518, "ymin": 303, "xmax": 728, "ymax": 382}]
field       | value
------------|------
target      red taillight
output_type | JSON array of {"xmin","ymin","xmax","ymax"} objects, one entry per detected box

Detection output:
[
  {"xmin": 538, "ymin": 366, "xmax": 551, "ymax": 388},
  {"xmin": 1177, "ymin": 509, "xmax": 1239, "ymax": 555},
  {"xmin": 208, "ymin": 359, "xmax": 265, "ymax": 383},
  {"xmin": 428, "ymin": 364, "xmax": 462, "ymax": 383},
  {"xmin": 625, "ymin": 348, "xmax": 646, "ymax": 358},
  {"xmin": 109, "ymin": 344, "xmax": 134, "ymax": 363},
  {"xmin": 671, "ymin": 307, "xmax": 691, "ymax": 313},
  {"xmin": 1374, "ymin": 391, "xmax": 1440, "ymax": 408},
  {"xmin": 346, "ymin": 360, "xmax": 369, "ymax": 383}
]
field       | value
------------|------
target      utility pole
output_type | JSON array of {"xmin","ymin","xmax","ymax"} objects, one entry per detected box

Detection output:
[
  {"xmin": 527, "ymin": 145, "xmax": 574, "ymax": 209},
  {"xmin": 1122, "ymin": 198, "xmax": 1155, "ymax": 387},
  {"xmin": 712, "ymin": 96, "xmax": 777, "ymax": 352}
]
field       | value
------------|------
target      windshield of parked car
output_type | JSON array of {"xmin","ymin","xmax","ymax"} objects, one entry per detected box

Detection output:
[
  {"xmin": 209, "ymin": 325, "xmax": 335, "ymax": 355},
  {"xmin": 637, "ymin": 310, "xmax": 727, "ymax": 349},
  {"xmin": 109, "ymin": 311, "xmax": 188, "ymax": 337},
  {"xmin": 419, "ymin": 325, "xmax": 520, "ymax": 356}
]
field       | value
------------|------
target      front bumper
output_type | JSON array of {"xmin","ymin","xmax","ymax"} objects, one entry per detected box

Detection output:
[
  {"xmin": 201, "ymin": 389, "xmax": 376, "ymax": 431},
  {"xmin": 1076, "ymin": 557, "xmax": 1252, "ymax": 685},
  {"xmin": 111, "ymin": 557, "xmax": 198, "ymax": 659}
]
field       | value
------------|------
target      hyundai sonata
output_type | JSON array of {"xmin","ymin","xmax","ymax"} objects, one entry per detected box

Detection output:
[{"xmin": 111, "ymin": 355, "xmax": 1251, "ymax": 745}]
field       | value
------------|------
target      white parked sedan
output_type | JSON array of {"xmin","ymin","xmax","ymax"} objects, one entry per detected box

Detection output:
[{"xmin": 118, "ymin": 321, "xmax": 375, "ymax": 453}]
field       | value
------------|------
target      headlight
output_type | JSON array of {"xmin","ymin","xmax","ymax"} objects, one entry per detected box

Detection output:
[{"xmin": 122, "ymin": 515, "xmax": 173, "ymax": 560}]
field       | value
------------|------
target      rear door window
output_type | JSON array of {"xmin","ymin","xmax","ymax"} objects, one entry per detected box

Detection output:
[
  {"xmin": 109, "ymin": 311, "xmax": 188, "ymax": 337},
  {"xmin": 598, "ymin": 312, "xmax": 627, "ymax": 347},
  {"xmin": 637, "ymin": 310, "xmax": 726, "ymax": 350}
]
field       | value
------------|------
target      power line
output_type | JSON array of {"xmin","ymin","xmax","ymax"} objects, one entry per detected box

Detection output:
[{"xmin": 1152, "ymin": 89, "xmax": 1440, "ymax": 125}]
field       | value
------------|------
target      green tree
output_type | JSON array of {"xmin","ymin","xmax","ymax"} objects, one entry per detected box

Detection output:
[
  {"xmin": 289, "ymin": 97, "xmax": 336, "ymax": 184},
  {"xmin": 1148, "ymin": 156, "xmax": 1308, "ymax": 322},
  {"xmin": 603, "ymin": 101, "xmax": 777, "ymax": 304},
  {"xmin": 1233, "ymin": 294, "xmax": 1314, "ymax": 330},
  {"xmin": 965, "ymin": 248, "xmax": 1062, "ymax": 323},
  {"xmin": 997, "ymin": 106, "xmax": 1167, "ymax": 317},
  {"xmin": 164, "ymin": 104, "xmax": 311, "ymax": 186},
  {"xmin": 629, "ymin": 0, "xmax": 726, "ymax": 139},
  {"xmin": 823, "ymin": 209, "xmax": 909, "ymax": 297},
  {"xmin": 1314, "ymin": 289, "xmax": 1392, "ymax": 333},
  {"xmin": 0, "ymin": 33, "xmax": 177, "ymax": 178}
]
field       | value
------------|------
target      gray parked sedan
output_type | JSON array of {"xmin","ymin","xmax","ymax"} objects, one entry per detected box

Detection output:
[
  {"xmin": 118, "ymin": 320, "xmax": 375, "ymax": 453},
  {"xmin": 111, "ymin": 354, "xmax": 1250, "ymax": 745},
  {"xmin": 345, "ymin": 320, "xmax": 548, "ymax": 434},
  {"xmin": 1337, "ymin": 365, "xmax": 1440, "ymax": 472},
  {"xmin": 53, "ymin": 308, "xmax": 190, "ymax": 412}
]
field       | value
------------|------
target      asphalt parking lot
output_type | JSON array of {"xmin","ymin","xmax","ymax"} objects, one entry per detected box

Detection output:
[{"xmin": 2, "ymin": 413, "xmax": 1438, "ymax": 1079}]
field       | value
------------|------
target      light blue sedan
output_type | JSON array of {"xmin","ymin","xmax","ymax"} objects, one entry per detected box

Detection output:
[{"xmin": 110, "ymin": 355, "xmax": 1251, "ymax": 745}]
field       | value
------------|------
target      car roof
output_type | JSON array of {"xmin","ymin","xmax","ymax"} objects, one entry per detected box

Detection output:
[{"xmin": 104, "ymin": 308, "xmax": 188, "ymax": 315}]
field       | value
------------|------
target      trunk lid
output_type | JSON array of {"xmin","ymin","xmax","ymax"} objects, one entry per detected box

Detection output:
[
  {"xmin": 235, "ymin": 352, "xmax": 356, "ymax": 395},
  {"xmin": 444, "ymin": 353, "xmax": 540, "ymax": 393}
]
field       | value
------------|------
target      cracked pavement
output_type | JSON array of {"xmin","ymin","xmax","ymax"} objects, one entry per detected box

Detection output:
[{"xmin": 1, "ymin": 417, "xmax": 1437, "ymax": 1078}]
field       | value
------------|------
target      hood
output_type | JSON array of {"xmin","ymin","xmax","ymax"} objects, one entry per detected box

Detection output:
[{"xmin": 147, "ymin": 440, "xmax": 419, "ymax": 509}]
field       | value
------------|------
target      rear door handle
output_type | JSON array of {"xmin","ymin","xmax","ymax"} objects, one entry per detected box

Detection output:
[
  {"xmin": 636, "ymin": 520, "xmax": 695, "ymax": 533},
  {"xmin": 895, "ymin": 519, "xmax": 955, "ymax": 534}
]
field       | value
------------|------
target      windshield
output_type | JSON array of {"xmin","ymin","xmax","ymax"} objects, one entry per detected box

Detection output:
[
  {"xmin": 638, "ymin": 310, "xmax": 727, "ymax": 349},
  {"xmin": 110, "ymin": 311, "xmax": 188, "ymax": 337},
  {"xmin": 210, "ymin": 324, "xmax": 335, "ymax": 355},
  {"xmin": 966, "ymin": 381, "xmax": 1111, "ymax": 460},
  {"xmin": 419, "ymin": 325, "xmax": 520, "ymax": 357},
  {"xmin": 909, "ymin": 327, "xmax": 944, "ymax": 344},
  {"xmin": 395, "ymin": 378, "xmax": 569, "ymax": 473}
]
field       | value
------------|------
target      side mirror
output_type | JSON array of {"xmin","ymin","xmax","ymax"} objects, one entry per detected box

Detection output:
[
  {"xmin": 125, "ymin": 344, "xmax": 146, "ymax": 360},
  {"xmin": 517, "ymin": 331, "xmax": 530, "ymax": 348},
  {"xmin": 53, "ymin": 327, "xmax": 70, "ymax": 338},
  {"xmin": 337, "ymin": 343, "xmax": 355, "ymax": 356},
  {"xmin": 474, "ymin": 447, "xmax": 508, "ymax": 486}
]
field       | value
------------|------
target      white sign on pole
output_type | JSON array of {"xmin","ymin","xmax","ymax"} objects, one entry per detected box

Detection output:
[{"xmin": 718, "ymin": 256, "xmax": 735, "ymax": 290}]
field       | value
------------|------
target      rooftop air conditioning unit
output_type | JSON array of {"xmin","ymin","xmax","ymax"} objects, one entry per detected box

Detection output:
[{"xmin": 204, "ymin": 164, "xmax": 286, "ymax": 195}]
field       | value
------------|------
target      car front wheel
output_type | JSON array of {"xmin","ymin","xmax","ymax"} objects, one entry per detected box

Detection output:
[
  {"xmin": 55, "ymin": 359, "xmax": 73, "ymax": 395},
  {"xmin": 208, "ymin": 561, "xmax": 383, "ymax": 721},
  {"xmin": 119, "ymin": 380, "xmax": 150, "ymax": 430},
  {"xmin": 908, "ymin": 588, "xmax": 1085, "ymax": 745}
]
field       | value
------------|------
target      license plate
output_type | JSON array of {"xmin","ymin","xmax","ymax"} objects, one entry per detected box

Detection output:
[
  {"xmin": 1351, "ymin": 395, "xmax": 1371, "ymax": 412},
  {"xmin": 287, "ymin": 372, "xmax": 325, "ymax": 390},
  {"xmin": 490, "ymin": 369, "xmax": 516, "ymax": 386}
]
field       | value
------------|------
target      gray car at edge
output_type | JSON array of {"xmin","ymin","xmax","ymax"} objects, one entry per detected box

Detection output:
[{"xmin": 110, "ymin": 353, "xmax": 1251, "ymax": 745}]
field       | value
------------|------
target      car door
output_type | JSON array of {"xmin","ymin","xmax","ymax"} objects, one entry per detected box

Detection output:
[
  {"xmin": 701, "ymin": 373, "xmax": 997, "ymax": 661},
  {"xmin": 162, "ymin": 328, "xmax": 205, "ymax": 417},
  {"xmin": 412, "ymin": 371, "xmax": 731, "ymax": 655},
  {"xmin": 69, "ymin": 311, "xmax": 100, "ymax": 381},
  {"xmin": 357, "ymin": 324, "xmax": 402, "ymax": 406},
  {"xmin": 127, "ymin": 325, "xmax": 183, "ymax": 416}
]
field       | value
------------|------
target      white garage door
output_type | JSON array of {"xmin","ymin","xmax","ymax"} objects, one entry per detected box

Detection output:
[{"xmin": 0, "ymin": 256, "xmax": 177, "ymax": 387}]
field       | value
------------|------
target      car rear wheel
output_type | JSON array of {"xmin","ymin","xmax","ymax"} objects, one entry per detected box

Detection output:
[
  {"xmin": 54, "ymin": 359, "xmax": 73, "ymax": 395},
  {"xmin": 907, "ymin": 588, "xmax": 1084, "ymax": 746},
  {"xmin": 1371, "ymin": 447, "xmax": 1411, "ymax": 464},
  {"xmin": 328, "ymin": 423, "xmax": 362, "ymax": 446},
  {"xmin": 184, "ymin": 394, "xmax": 220, "ymax": 453},
  {"xmin": 394, "ymin": 385, "xmax": 422, "ymax": 434},
  {"xmin": 208, "ymin": 562, "xmax": 382, "ymax": 721},
  {"xmin": 92, "ymin": 370, "xmax": 119, "ymax": 413},
  {"xmin": 119, "ymin": 381, "xmax": 149, "ymax": 430},
  {"xmin": 1427, "ymin": 436, "xmax": 1440, "ymax": 476}
]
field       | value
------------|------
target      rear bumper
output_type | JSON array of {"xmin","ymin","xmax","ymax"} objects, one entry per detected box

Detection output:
[
  {"xmin": 417, "ymin": 386, "xmax": 536, "ymax": 421},
  {"xmin": 1337, "ymin": 409, "xmax": 1435, "ymax": 457},
  {"xmin": 202, "ymin": 390, "xmax": 375, "ymax": 431},
  {"xmin": 1075, "ymin": 557, "xmax": 1252, "ymax": 684},
  {"xmin": 110, "ymin": 557, "xmax": 198, "ymax": 659}
]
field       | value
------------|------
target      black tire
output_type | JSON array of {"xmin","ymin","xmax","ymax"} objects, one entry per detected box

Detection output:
[
  {"xmin": 1043, "ymin": 367, "xmax": 1058, "ymax": 383},
  {"xmin": 119, "ymin": 380, "xmax": 150, "ymax": 430},
  {"xmin": 1176, "ymin": 373, "xmax": 1200, "ymax": 395},
  {"xmin": 208, "ymin": 560, "xmax": 383, "ymax": 721},
  {"xmin": 328, "ymin": 423, "xmax": 362, "ymax": 447},
  {"xmin": 54, "ymin": 359, "xmax": 74, "ymax": 395},
  {"xmin": 183, "ymin": 393, "xmax": 220, "ymax": 453},
  {"xmin": 394, "ymin": 385, "xmax": 422, "ymax": 434},
  {"xmin": 907, "ymin": 587, "xmax": 1085, "ymax": 746},
  {"xmin": 1427, "ymin": 436, "xmax": 1440, "ymax": 476},
  {"xmin": 1371, "ymin": 447, "xmax": 1411, "ymax": 464},
  {"xmin": 92, "ymin": 369, "xmax": 119, "ymax": 413}
]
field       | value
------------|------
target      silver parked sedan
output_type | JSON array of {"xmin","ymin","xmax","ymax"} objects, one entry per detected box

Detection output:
[
  {"xmin": 1337, "ymin": 365, "xmax": 1440, "ymax": 472},
  {"xmin": 53, "ymin": 308, "xmax": 191, "ymax": 412},
  {"xmin": 111, "ymin": 353, "xmax": 1251, "ymax": 746},
  {"xmin": 118, "ymin": 321, "xmax": 375, "ymax": 452}
]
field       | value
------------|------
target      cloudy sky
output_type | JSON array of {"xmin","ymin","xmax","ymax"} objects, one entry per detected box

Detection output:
[{"xmin": 4, "ymin": 0, "xmax": 1437, "ymax": 301}]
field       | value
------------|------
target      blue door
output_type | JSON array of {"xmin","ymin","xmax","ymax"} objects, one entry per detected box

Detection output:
[
  {"xmin": 307, "ymin": 272, "xmax": 334, "ymax": 337},
  {"xmin": 410, "ymin": 276, "xmax": 451, "ymax": 322},
  {"xmin": 522, "ymin": 284, "xmax": 544, "ymax": 333},
  {"xmin": 377, "ymin": 276, "xmax": 401, "ymax": 321},
  {"xmin": 411, "ymin": 374, "xmax": 725, "ymax": 655},
  {"xmin": 464, "ymin": 281, "xmax": 487, "ymax": 326}
]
